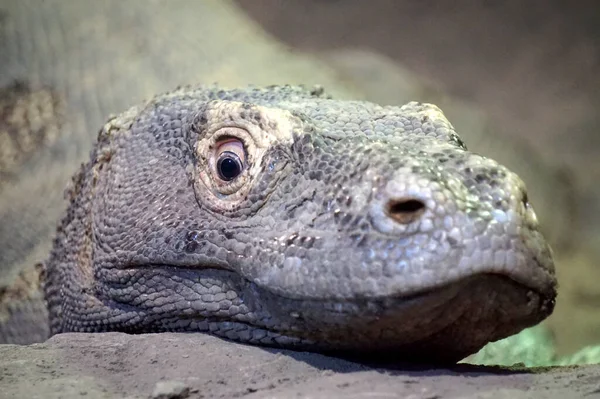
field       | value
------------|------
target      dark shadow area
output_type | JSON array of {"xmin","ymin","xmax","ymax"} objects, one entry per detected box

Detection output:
[{"xmin": 251, "ymin": 338, "xmax": 534, "ymax": 376}]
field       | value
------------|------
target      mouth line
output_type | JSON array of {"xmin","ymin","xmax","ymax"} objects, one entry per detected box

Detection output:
[
  {"xmin": 123, "ymin": 261, "xmax": 553, "ymax": 308},
  {"xmin": 378, "ymin": 272, "xmax": 552, "ymax": 305}
]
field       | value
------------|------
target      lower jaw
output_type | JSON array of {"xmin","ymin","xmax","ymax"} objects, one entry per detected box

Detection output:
[
  {"xmin": 100, "ymin": 267, "xmax": 554, "ymax": 364},
  {"xmin": 242, "ymin": 273, "xmax": 554, "ymax": 364}
]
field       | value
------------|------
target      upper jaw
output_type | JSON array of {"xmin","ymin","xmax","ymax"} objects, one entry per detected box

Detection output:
[{"xmin": 247, "ymin": 217, "xmax": 556, "ymax": 303}]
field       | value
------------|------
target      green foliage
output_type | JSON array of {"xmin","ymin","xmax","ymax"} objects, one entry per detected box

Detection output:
[{"xmin": 465, "ymin": 325, "xmax": 600, "ymax": 367}]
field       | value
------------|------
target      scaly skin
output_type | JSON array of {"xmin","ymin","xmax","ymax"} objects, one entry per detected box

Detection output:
[
  {"xmin": 43, "ymin": 85, "xmax": 556, "ymax": 364},
  {"xmin": 0, "ymin": 0, "xmax": 358, "ymax": 345}
]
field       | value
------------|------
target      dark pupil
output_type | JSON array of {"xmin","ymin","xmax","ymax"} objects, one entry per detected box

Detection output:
[{"xmin": 217, "ymin": 152, "xmax": 242, "ymax": 181}]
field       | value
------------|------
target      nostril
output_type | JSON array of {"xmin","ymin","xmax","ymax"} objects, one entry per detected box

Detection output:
[{"xmin": 386, "ymin": 198, "xmax": 426, "ymax": 224}]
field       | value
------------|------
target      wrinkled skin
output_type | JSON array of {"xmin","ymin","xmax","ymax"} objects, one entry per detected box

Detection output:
[{"xmin": 44, "ymin": 86, "xmax": 556, "ymax": 363}]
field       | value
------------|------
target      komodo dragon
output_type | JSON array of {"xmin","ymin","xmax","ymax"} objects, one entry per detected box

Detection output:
[
  {"xmin": 0, "ymin": 0, "xmax": 582, "ymax": 364},
  {"xmin": 42, "ymin": 85, "xmax": 557, "ymax": 364}
]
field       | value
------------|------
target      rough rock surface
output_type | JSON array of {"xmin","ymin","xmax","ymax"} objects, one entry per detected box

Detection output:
[{"xmin": 1, "ymin": 333, "xmax": 599, "ymax": 399}]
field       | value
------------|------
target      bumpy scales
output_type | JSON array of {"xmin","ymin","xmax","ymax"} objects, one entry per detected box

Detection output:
[{"xmin": 43, "ymin": 85, "xmax": 556, "ymax": 363}]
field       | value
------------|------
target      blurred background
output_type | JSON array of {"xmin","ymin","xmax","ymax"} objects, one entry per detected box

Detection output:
[{"xmin": 1, "ymin": 0, "xmax": 599, "ymax": 356}]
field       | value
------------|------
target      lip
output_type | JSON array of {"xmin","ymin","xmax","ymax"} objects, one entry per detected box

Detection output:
[
  {"xmin": 109, "ymin": 264, "xmax": 555, "ymax": 363},
  {"xmin": 131, "ymin": 254, "xmax": 557, "ymax": 305}
]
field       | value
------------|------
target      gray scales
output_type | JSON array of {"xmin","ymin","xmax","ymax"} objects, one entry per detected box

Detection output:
[
  {"xmin": 0, "ymin": 0, "xmax": 358, "ymax": 345},
  {"xmin": 43, "ymin": 85, "xmax": 556, "ymax": 364},
  {"xmin": 0, "ymin": 0, "xmax": 575, "ymax": 364}
]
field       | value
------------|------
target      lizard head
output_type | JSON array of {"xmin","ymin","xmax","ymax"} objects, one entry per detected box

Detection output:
[{"xmin": 44, "ymin": 85, "xmax": 557, "ymax": 364}]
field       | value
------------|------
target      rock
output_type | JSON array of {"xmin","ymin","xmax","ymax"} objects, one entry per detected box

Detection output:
[
  {"xmin": 1, "ymin": 332, "xmax": 599, "ymax": 398},
  {"xmin": 150, "ymin": 380, "xmax": 190, "ymax": 399}
]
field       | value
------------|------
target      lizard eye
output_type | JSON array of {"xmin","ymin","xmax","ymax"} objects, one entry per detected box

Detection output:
[{"xmin": 214, "ymin": 138, "xmax": 246, "ymax": 182}]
